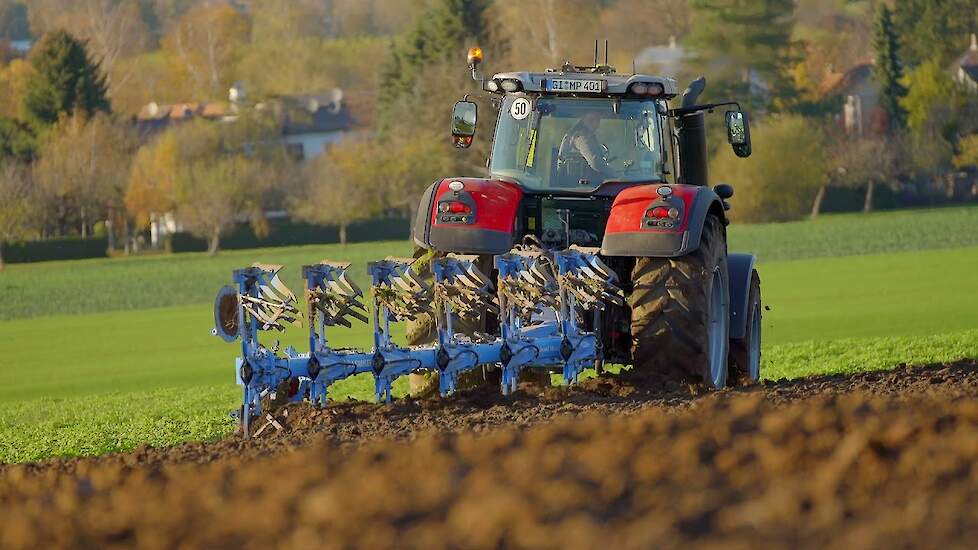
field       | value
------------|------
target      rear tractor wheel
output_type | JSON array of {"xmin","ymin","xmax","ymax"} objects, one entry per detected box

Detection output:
[
  {"xmin": 728, "ymin": 271, "xmax": 761, "ymax": 385},
  {"xmin": 628, "ymin": 214, "xmax": 730, "ymax": 388}
]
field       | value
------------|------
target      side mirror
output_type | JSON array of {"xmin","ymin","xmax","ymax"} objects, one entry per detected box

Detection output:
[
  {"xmin": 451, "ymin": 100, "xmax": 478, "ymax": 149},
  {"xmin": 725, "ymin": 110, "xmax": 751, "ymax": 158}
]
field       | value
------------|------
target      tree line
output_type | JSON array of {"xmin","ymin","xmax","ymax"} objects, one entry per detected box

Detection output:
[{"xmin": 1, "ymin": 0, "xmax": 977, "ymax": 268}]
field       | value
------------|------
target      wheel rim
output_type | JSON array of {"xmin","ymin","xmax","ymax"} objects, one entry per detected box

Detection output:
[
  {"xmin": 707, "ymin": 269, "xmax": 728, "ymax": 388},
  {"xmin": 749, "ymin": 303, "xmax": 762, "ymax": 382}
]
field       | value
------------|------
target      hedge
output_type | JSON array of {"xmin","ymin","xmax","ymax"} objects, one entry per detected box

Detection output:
[
  {"xmin": 168, "ymin": 218, "xmax": 411, "ymax": 253},
  {"xmin": 3, "ymin": 236, "xmax": 108, "ymax": 264},
  {"xmin": 2, "ymin": 218, "xmax": 411, "ymax": 265}
]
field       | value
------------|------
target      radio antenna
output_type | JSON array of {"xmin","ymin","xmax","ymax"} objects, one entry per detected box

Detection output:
[
  {"xmin": 593, "ymin": 40, "xmax": 598, "ymax": 66},
  {"xmin": 604, "ymin": 39, "xmax": 609, "ymax": 66}
]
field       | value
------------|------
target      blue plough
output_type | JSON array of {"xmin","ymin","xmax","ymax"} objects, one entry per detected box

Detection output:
[{"xmin": 212, "ymin": 247, "xmax": 623, "ymax": 436}]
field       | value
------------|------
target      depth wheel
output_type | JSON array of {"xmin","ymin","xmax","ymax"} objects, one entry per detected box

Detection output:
[
  {"xmin": 629, "ymin": 215, "xmax": 730, "ymax": 388},
  {"xmin": 729, "ymin": 271, "xmax": 761, "ymax": 384}
]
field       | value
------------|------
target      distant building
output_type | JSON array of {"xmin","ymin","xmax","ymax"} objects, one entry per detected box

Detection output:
[
  {"xmin": 9, "ymin": 39, "xmax": 32, "ymax": 54},
  {"xmin": 819, "ymin": 63, "xmax": 886, "ymax": 137},
  {"xmin": 134, "ymin": 87, "xmax": 358, "ymax": 161},
  {"xmin": 278, "ymin": 91, "xmax": 355, "ymax": 161},
  {"xmin": 952, "ymin": 34, "xmax": 978, "ymax": 93}
]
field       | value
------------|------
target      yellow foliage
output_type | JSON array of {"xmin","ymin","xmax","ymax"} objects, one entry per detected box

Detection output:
[
  {"xmin": 0, "ymin": 59, "xmax": 35, "ymax": 119},
  {"xmin": 710, "ymin": 115, "xmax": 829, "ymax": 223},
  {"xmin": 125, "ymin": 132, "xmax": 179, "ymax": 228},
  {"xmin": 953, "ymin": 135, "xmax": 978, "ymax": 169}
]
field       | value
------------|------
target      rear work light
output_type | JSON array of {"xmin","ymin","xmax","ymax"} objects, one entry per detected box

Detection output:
[
  {"xmin": 629, "ymin": 82, "xmax": 665, "ymax": 97},
  {"xmin": 500, "ymin": 79, "xmax": 522, "ymax": 92}
]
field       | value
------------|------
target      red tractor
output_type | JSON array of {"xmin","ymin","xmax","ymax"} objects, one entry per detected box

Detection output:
[{"xmin": 410, "ymin": 48, "xmax": 761, "ymax": 388}]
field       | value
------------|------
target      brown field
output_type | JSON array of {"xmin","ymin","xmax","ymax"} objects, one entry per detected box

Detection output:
[{"xmin": 2, "ymin": 360, "xmax": 978, "ymax": 549}]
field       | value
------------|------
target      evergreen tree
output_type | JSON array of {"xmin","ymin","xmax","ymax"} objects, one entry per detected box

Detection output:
[
  {"xmin": 685, "ymin": 0, "xmax": 798, "ymax": 113},
  {"xmin": 893, "ymin": 0, "xmax": 978, "ymax": 67},
  {"xmin": 377, "ymin": 0, "xmax": 497, "ymax": 131},
  {"xmin": 872, "ymin": 5, "xmax": 907, "ymax": 132},
  {"xmin": 0, "ymin": 116, "xmax": 35, "ymax": 161},
  {"xmin": 23, "ymin": 30, "xmax": 109, "ymax": 127}
]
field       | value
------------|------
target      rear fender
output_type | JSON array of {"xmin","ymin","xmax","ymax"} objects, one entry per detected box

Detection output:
[
  {"xmin": 727, "ymin": 253, "xmax": 757, "ymax": 340},
  {"xmin": 412, "ymin": 178, "xmax": 523, "ymax": 254},
  {"xmin": 600, "ymin": 184, "xmax": 726, "ymax": 257}
]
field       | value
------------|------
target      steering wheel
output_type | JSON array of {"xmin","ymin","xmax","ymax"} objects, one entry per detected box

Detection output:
[{"xmin": 600, "ymin": 143, "xmax": 616, "ymax": 163}]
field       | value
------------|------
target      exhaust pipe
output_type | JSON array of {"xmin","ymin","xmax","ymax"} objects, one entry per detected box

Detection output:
[{"xmin": 677, "ymin": 77, "xmax": 708, "ymax": 187}]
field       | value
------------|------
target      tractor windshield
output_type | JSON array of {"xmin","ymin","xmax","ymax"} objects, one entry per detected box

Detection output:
[{"xmin": 490, "ymin": 96, "xmax": 665, "ymax": 191}]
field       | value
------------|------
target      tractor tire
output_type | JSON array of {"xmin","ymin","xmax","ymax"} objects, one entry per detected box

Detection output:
[
  {"xmin": 728, "ymin": 271, "xmax": 761, "ymax": 385},
  {"xmin": 628, "ymin": 214, "xmax": 730, "ymax": 388}
]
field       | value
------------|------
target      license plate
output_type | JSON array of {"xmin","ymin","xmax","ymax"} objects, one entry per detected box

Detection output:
[{"xmin": 546, "ymin": 79, "xmax": 604, "ymax": 93}]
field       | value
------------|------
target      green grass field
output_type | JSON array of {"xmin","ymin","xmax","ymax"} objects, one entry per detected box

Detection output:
[{"xmin": 2, "ymin": 205, "xmax": 977, "ymax": 462}]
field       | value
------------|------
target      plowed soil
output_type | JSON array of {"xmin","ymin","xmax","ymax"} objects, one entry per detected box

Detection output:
[{"xmin": 2, "ymin": 360, "xmax": 978, "ymax": 549}]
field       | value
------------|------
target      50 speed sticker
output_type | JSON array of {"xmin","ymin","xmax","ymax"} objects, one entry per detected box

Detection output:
[{"xmin": 510, "ymin": 97, "xmax": 531, "ymax": 120}]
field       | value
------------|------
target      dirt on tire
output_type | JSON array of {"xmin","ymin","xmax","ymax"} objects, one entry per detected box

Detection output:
[
  {"xmin": 2, "ymin": 360, "xmax": 978, "ymax": 549},
  {"xmin": 629, "ymin": 214, "xmax": 729, "ymax": 385}
]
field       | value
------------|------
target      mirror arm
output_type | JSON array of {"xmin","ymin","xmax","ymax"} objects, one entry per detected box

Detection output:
[
  {"xmin": 462, "ymin": 92, "xmax": 499, "ymax": 105},
  {"xmin": 668, "ymin": 101, "xmax": 742, "ymax": 118}
]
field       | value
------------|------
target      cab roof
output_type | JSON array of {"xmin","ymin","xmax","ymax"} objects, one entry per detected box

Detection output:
[{"xmin": 487, "ymin": 70, "xmax": 679, "ymax": 99}]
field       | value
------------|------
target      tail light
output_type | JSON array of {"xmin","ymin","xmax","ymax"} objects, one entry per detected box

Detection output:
[
  {"xmin": 643, "ymin": 201, "xmax": 682, "ymax": 230},
  {"xmin": 436, "ymin": 195, "xmax": 476, "ymax": 225},
  {"xmin": 645, "ymin": 206, "xmax": 679, "ymax": 219},
  {"xmin": 439, "ymin": 201, "xmax": 472, "ymax": 214}
]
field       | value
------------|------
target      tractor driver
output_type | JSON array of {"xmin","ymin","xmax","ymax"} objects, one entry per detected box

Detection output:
[{"xmin": 557, "ymin": 111, "xmax": 614, "ymax": 183}]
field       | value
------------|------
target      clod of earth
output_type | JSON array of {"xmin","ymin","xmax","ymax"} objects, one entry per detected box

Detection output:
[{"xmin": 1, "ymin": 360, "xmax": 977, "ymax": 549}]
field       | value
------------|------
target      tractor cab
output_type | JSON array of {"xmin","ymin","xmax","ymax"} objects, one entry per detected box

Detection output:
[
  {"xmin": 453, "ymin": 68, "xmax": 680, "ymax": 193},
  {"xmin": 452, "ymin": 48, "xmax": 751, "ymax": 192}
]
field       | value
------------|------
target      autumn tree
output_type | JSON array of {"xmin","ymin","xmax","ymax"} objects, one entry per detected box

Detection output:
[
  {"xmin": 175, "ymin": 155, "xmax": 268, "ymax": 254},
  {"xmin": 0, "ymin": 160, "xmax": 34, "ymax": 269},
  {"xmin": 138, "ymin": 113, "xmax": 285, "ymax": 254},
  {"xmin": 24, "ymin": 30, "xmax": 109, "ymax": 127},
  {"xmin": 0, "ymin": 115, "xmax": 35, "ymax": 160},
  {"xmin": 893, "ymin": 0, "xmax": 978, "ymax": 67},
  {"xmin": 290, "ymin": 139, "xmax": 385, "ymax": 245},
  {"xmin": 495, "ymin": 0, "xmax": 599, "ymax": 68},
  {"xmin": 953, "ymin": 135, "xmax": 978, "ymax": 170},
  {"xmin": 32, "ymin": 113, "xmax": 133, "ymax": 238},
  {"xmin": 0, "ymin": 57, "xmax": 34, "ymax": 119},
  {"xmin": 900, "ymin": 60, "xmax": 961, "ymax": 135},
  {"xmin": 711, "ymin": 115, "xmax": 828, "ymax": 222},
  {"xmin": 832, "ymin": 137, "xmax": 900, "ymax": 213},
  {"xmin": 686, "ymin": 0, "xmax": 798, "ymax": 113},
  {"xmin": 379, "ymin": 0, "xmax": 498, "ymax": 130},
  {"xmin": 125, "ymin": 128, "xmax": 179, "ymax": 231},
  {"xmin": 26, "ymin": 0, "xmax": 150, "ymax": 95},
  {"xmin": 161, "ymin": 1, "xmax": 250, "ymax": 100},
  {"xmin": 236, "ymin": 0, "xmax": 387, "ymax": 99}
]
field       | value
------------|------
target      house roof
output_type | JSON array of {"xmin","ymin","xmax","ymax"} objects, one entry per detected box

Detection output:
[
  {"xmin": 278, "ymin": 94, "xmax": 355, "ymax": 135},
  {"xmin": 819, "ymin": 63, "xmax": 874, "ymax": 97},
  {"xmin": 133, "ymin": 91, "xmax": 358, "ymax": 139},
  {"xmin": 135, "ymin": 102, "xmax": 227, "ymax": 122}
]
